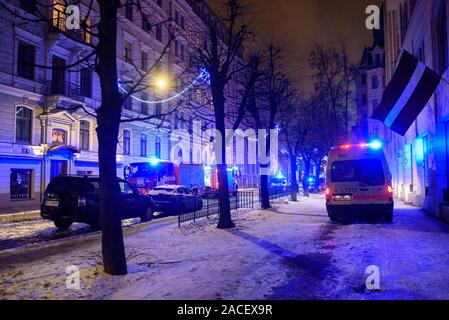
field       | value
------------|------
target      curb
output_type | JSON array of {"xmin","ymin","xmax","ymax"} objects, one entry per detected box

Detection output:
[{"xmin": 0, "ymin": 211, "xmax": 41, "ymax": 223}]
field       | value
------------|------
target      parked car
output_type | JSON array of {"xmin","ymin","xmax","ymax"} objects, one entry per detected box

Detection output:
[
  {"xmin": 148, "ymin": 185, "xmax": 203, "ymax": 214},
  {"xmin": 41, "ymin": 175, "xmax": 154, "ymax": 230}
]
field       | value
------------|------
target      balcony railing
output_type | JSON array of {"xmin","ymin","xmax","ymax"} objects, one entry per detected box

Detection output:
[
  {"xmin": 46, "ymin": 81, "xmax": 85, "ymax": 102},
  {"xmin": 50, "ymin": 8, "xmax": 90, "ymax": 44}
]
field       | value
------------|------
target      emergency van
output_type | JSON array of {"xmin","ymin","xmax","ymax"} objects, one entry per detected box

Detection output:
[{"xmin": 325, "ymin": 141, "xmax": 394, "ymax": 222}]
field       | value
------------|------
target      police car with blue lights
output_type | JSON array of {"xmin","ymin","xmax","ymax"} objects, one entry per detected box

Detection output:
[{"xmin": 325, "ymin": 140, "xmax": 394, "ymax": 222}]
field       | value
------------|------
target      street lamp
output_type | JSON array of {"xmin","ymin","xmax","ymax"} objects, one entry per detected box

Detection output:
[{"xmin": 154, "ymin": 75, "xmax": 168, "ymax": 91}]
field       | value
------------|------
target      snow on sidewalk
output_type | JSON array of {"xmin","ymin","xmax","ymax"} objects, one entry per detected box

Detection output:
[
  {"xmin": 0, "ymin": 197, "xmax": 325, "ymax": 300},
  {"xmin": 2, "ymin": 194, "xmax": 449, "ymax": 300}
]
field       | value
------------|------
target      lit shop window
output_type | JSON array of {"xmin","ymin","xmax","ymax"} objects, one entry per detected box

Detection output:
[{"xmin": 10, "ymin": 169, "xmax": 32, "ymax": 200}]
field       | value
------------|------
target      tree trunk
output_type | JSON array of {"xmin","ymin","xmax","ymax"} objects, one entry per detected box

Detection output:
[
  {"xmin": 217, "ymin": 163, "xmax": 234, "ymax": 229},
  {"xmin": 290, "ymin": 156, "xmax": 298, "ymax": 202},
  {"xmin": 95, "ymin": 2, "xmax": 127, "ymax": 275},
  {"xmin": 213, "ymin": 85, "xmax": 234, "ymax": 229},
  {"xmin": 260, "ymin": 173, "xmax": 271, "ymax": 209},
  {"xmin": 315, "ymin": 158, "xmax": 322, "ymax": 193},
  {"xmin": 302, "ymin": 158, "xmax": 311, "ymax": 197},
  {"xmin": 97, "ymin": 122, "xmax": 127, "ymax": 275},
  {"xmin": 260, "ymin": 124, "xmax": 272, "ymax": 209}
]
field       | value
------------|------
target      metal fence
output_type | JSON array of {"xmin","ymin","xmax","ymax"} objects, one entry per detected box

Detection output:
[
  {"xmin": 259, "ymin": 187, "xmax": 291, "ymax": 203},
  {"xmin": 178, "ymin": 190, "xmax": 254, "ymax": 227}
]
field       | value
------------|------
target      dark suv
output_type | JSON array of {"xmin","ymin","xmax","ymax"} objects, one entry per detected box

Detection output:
[{"xmin": 41, "ymin": 176, "xmax": 154, "ymax": 230}]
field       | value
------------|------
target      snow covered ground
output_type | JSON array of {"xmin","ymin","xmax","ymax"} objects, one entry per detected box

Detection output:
[{"xmin": 1, "ymin": 195, "xmax": 449, "ymax": 300}]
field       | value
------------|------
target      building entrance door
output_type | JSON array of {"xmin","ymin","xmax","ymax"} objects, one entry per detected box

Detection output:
[{"xmin": 50, "ymin": 160, "xmax": 68, "ymax": 180}]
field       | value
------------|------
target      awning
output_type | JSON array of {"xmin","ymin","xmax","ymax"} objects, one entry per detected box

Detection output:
[
  {"xmin": 371, "ymin": 50, "xmax": 441, "ymax": 136},
  {"xmin": 47, "ymin": 145, "xmax": 80, "ymax": 154}
]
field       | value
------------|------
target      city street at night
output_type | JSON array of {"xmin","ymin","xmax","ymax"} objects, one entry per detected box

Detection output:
[
  {"xmin": 1, "ymin": 0, "xmax": 449, "ymax": 308},
  {"xmin": 1, "ymin": 195, "xmax": 449, "ymax": 300}
]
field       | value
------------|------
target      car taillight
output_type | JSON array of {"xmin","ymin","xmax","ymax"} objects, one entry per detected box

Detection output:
[
  {"xmin": 387, "ymin": 186, "xmax": 393, "ymax": 194},
  {"xmin": 77, "ymin": 196, "xmax": 87, "ymax": 207},
  {"xmin": 325, "ymin": 188, "xmax": 331, "ymax": 195}
]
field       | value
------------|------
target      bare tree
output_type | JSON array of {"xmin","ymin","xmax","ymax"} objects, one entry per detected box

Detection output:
[
  {"xmin": 1, "ymin": 0, "xmax": 184, "ymax": 275},
  {"xmin": 279, "ymin": 97, "xmax": 312, "ymax": 201},
  {"xmin": 309, "ymin": 44, "xmax": 356, "ymax": 145},
  {"xmin": 196, "ymin": 0, "xmax": 254, "ymax": 229},
  {"xmin": 249, "ymin": 44, "xmax": 291, "ymax": 209}
]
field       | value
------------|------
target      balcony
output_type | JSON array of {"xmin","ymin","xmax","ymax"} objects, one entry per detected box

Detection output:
[
  {"xmin": 48, "ymin": 9, "xmax": 91, "ymax": 48},
  {"xmin": 46, "ymin": 81, "xmax": 86, "ymax": 102}
]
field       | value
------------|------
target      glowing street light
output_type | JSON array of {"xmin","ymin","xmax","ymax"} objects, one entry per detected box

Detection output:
[{"xmin": 155, "ymin": 77, "xmax": 168, "ymax": 90}]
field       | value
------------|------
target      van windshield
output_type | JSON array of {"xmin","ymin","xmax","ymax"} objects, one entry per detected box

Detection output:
[{"xmin": 330, "ymin": 159, "xmax": 385, "ymax": 186}]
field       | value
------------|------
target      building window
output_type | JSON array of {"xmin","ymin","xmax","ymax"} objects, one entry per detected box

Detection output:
[
  {"xmin": 156, "ymin": 24, "xmax": 162, "ymax": 42},
  {"xmin": 436, "ymin": 2, "xmax": 448, "ymax": 74},
  {"xmin": 80, "ymin": 68, "xmax": 92, "ymax": 98},
  {"xmin": 124, "ymin": 41, "xmax": 132, "ymax": 64},
  {"xmin": 141, "ymin": 51, "xmax": 148, "ymax": 71},
  {"xmin": 15, "ymin": 106, "xmax": 32, "ymax": 144},
  {"xmin": 375, "ymin": 54, "xmax": 381, "ymax": 67},
  {"xmin": 10, "ymin": 169, "xmax": 33, "ymax": 200},
  {"xmin": 142, "ymin": 13, "xmax": 151, "ymax": 32},
  {"xmin": 79, "ymin": 120, "xmax": 90, "ymax": 150},
  {"xmin": 51, "ymin": 55, "xmax": 66, "ymax": 95},
  {"xmin": 52, "ymin": 0, "xmax": 66, "ymax": 31},
  {"xmin": 372, "ymin": 99, "xmax": 379, "ymax": 113},
  {"xmin": 52, "ymin": 129, "xmax": 67, "ymax": 145},
  {"xmin": 155, "ymin": 136, "xmax": 161, "ymax": 158},
  {"xmin": 140, "ymin": 133, "xmax": 147, "ymax": 157},
  {"xmin": 125, "ymin": 0, "xmax": 133, "ymax": 21},
  {"xmin": 141, "ymin": 92, "xmax": 149, "ymax": 115},
  {"xmin": 371, "ymin": 76, "xmax": 379, "ymax": 89},
  {"xmin": 17, "ymin": 42, "xmax": 35, "ymax": 80},
  {"xmin": 155, "ymin": 102, "xmax": 162, "ymax": 117},
  {"xmin": 20, "ymin": 0, "xmax": 37, "ymax": 14},
  {"xmin": 123, "ymin": 130, "xmax": 131, "ymax": 155}
]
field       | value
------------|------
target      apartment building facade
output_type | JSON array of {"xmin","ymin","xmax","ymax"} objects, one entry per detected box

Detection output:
[
  {"xmin": 354, "ymin": 20, "xmax": 389, "ymax": 144},
  {"xmin": 383, "ymin": 0, "xmax": 449, "ymax": 221},
  {"xmin": 0, "ymin": 0, "xmax": 258, "ymax": 212}
]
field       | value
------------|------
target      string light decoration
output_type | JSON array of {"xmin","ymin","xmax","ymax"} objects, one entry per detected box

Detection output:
[{"xmin": 118, "ymin": 68, "xmax": 211, "ymax": 105}]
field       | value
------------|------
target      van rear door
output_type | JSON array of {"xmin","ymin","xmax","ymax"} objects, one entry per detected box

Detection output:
[{"xmin": 330, "ymin": 159, "xmax": 386, "ymax": 201}]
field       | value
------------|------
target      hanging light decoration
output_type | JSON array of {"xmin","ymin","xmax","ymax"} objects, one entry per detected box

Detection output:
[{"xmin": 118, "ymin": 68, "xmax": 211, "ymax": 105}]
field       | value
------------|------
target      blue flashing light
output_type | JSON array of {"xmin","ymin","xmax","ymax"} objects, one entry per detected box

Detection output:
[
  {"xmin": 276, "ymin": 171, "xmax": 285, "ymax": 179},
  {"xmin": 308, "ymin": 176, "xmax": 315, "ymax": 183},
  {"xmin": 368, "ymin": 140, "xmax": 383, "ymax": 150},
  {"xmin": 149, "ymin": 158, "xmax": 160, "ymax": 166}
]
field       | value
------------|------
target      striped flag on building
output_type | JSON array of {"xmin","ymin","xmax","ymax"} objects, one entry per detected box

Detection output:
[{"xmin": 371, "ymin": 50, "xmax": 442, "ymax": 136}]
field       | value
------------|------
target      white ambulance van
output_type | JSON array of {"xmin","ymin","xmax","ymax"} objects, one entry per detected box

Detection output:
[{"xmin": 325, "ymin": 141, "xmax": 394, "ymax": 222}]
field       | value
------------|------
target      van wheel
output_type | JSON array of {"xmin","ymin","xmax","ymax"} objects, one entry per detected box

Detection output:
[
  {"xmin": 54, "ymin": 219, "xmax": 72, "ymax": 230},
  {"xmin": 140, "ymin": 206, "xmax": 153, "ymax": 223}
]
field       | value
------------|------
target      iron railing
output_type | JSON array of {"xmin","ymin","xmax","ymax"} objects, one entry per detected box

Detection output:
[
  {"xmin": 178, "ymin": 190, "xmax": 254, "ymax": 227},
  {"xmin": 46, "ymin": 81, "xmax": 85, "ymax": 101}
]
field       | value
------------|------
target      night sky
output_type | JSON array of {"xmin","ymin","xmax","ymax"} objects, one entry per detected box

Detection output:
[{"xmin": 208, "ymin": 0, "xmax": 383, "ymax": 92}]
